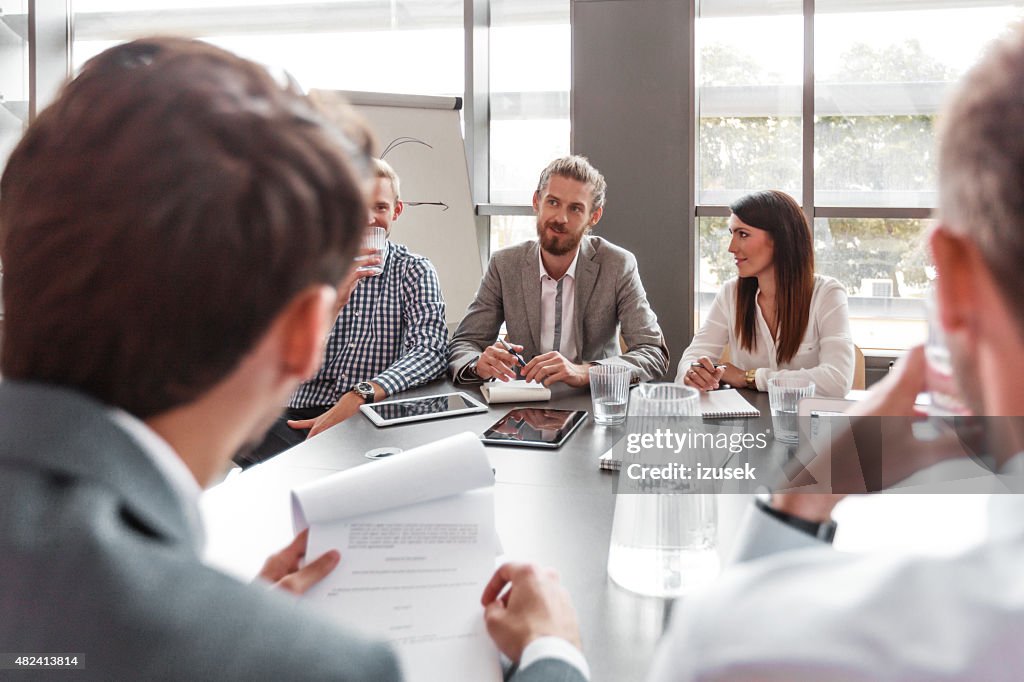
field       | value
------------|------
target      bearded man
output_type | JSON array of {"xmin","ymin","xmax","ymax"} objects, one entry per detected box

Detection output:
[{"xmin": 449, "ymin": 155, "xmax": 669, "ymax": 387}]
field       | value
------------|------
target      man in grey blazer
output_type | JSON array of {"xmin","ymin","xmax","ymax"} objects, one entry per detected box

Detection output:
[
  {"xmin": 0, "ymin": 37, "xmax": 584, "ymax": 681},
  {"xmin": 449, "ymin": 156, "xmax": 669, "ymax": 387}
]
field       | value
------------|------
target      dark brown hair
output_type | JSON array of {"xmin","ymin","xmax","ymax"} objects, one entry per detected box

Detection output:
[
  {"xmin": 939, "ymin": 23, "xmax": 1024, "ymax": 337},
  {"xmin": 0, "ymin": 37, "xmax": 372, "ymax": 418},
  {"xmin": 729, "ymin": 190, "xmax": 814, "ymax": 365}
]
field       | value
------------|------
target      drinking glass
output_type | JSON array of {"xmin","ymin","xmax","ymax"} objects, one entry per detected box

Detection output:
[
  {"xmin": 607, "ymin": 383, "xmax": 720, "ymax": 597},
  {"xmin": 590, "ymin": 364, "xmax": 632, "ymax": 425},
  {"xmin": 358, "ymin": 226, "xmax": 387, "ymax": 275},
  {"xmin": 768, "ymin": 376, "xmax": 815, "ymax": 444},
  {"xmin": 925, "ymin": 284, "xmax": 968, "ymax": 416}
]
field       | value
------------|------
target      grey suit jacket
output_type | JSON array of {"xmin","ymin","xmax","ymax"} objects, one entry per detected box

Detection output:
[
  {"xmin": 0, "ymin": 381, "xmax": 584, "ymax": 682},
  {"xmin": 448, "ymin": 236, "xmax": 669, "ymax": 382}
]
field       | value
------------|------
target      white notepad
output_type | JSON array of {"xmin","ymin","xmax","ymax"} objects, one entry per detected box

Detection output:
[
  {"xmin": 700, "ymin": 388, "xmax": 760, "ymax": 418},
  {"xmin": 479, "ymin": 379, "xmax": 551, "ymax": 404}
]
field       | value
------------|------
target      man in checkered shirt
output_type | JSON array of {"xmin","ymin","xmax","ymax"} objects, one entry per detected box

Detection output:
[{"xmin": 239, "ymin": 159, "xmax": 447, "ymax": 466}]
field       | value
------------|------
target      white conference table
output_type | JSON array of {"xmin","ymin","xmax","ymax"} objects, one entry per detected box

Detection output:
[{"xmin": 200, "ymin": 379, "xmax": 991, "ymax": 682}]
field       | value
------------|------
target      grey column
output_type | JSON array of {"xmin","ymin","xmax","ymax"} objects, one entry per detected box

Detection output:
[{"xmin": 571, "ymin": 0, "xmax": 694, "ymax": 379}]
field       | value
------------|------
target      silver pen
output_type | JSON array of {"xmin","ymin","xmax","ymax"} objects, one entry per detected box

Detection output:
[{"xmin": 498, "ymin": 337, "xmax": 527, "ymax": 368}]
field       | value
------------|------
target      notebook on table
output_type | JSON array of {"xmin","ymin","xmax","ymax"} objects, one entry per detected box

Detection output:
[
  {"xmin": 479, "ymin": 380, "xmax": 550, "ymax": 404},
  {"xmin": 699, "ymin": 389, "xmax": 760, "ymax": 418}
]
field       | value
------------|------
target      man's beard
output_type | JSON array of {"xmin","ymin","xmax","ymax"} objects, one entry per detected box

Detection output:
[{"xmin": 537, "ymin": 221, "xmax": 584, "ymax": 256}]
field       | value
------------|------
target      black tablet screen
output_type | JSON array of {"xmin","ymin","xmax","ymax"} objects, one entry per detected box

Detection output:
[{"xmin": 482, "ymin": 408, "xmax": 586, "ymax": 445}]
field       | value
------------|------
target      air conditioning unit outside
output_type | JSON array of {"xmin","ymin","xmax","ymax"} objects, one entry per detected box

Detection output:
[{"xmin": 860, "ymin": 278, "xmax": 894, "ymax": 297}]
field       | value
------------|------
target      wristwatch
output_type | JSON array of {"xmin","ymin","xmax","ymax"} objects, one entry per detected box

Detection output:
[
  {"xmin": 745, "ymin": 368, "xmax": 758, "ymax": 389},
  {"xmin": 754, "ymin": 491, "xmax": 837, "ymax": 544},
  {"xmin": 350, "ymin": 381, "xmax": 376, "ymax": 404}
]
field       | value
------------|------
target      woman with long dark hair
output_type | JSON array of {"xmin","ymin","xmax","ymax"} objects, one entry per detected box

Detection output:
[{"xmin": 677, "ymin": 190, "xmax": 854, "ymax": 397}]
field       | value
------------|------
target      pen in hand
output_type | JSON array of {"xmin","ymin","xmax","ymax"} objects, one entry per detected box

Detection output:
[
  {"xmin": 498, "ymin": 337, "xmax": 527, "ymax": 368},
  {"xmin": 689, "ymin": 361, "xmax": 727, "ymax": 390}
]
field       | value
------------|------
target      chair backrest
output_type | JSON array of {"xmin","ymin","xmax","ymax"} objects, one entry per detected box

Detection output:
[{"xmin": 718, "ymin": 344, "xmax": 865, "ymax": 390}]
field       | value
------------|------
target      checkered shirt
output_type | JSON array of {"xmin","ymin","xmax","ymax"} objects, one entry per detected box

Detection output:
[{"xmin": 289, "ymin": 241, "xmax": 447, "ymax": 408}]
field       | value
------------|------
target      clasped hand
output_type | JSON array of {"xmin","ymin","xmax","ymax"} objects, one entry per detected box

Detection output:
[{"xmin": 475, "ymin": 342, "xmax": 589, "ymax": 387}]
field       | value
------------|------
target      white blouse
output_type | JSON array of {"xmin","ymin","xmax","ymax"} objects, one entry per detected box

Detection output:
[{"xmin": 676, "ymin": 274, "xmax": 855, "ymax": 398}]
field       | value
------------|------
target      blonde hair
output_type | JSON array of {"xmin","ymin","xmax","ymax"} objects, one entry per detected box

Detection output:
[
  {"xmin": 535, "ymin": 155, "xmax": 607, "ymax": 212},
  {"xmin": 372, "ymin": 157, "xmax": 401, "ymax": 202}
]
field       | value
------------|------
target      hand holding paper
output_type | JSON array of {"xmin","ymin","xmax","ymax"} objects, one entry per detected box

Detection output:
[
  {"xmin": 291, "ymin": 432, "xmax": 502, "ymax": 682},
  {"xmin": 256, "ymin": 528, "xmax": 340, "ymax": 596},
  {"xmin": 481, "ymin": 562, "xmax": 583, "ymax": 663}
]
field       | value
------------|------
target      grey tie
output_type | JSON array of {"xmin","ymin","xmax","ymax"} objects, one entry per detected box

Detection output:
[{"xmin": 552, "ymin": 277, "xmax": 564, "ymax": 354}]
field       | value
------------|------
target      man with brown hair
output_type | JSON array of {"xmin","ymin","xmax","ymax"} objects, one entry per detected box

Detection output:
[
  {"xmin": 449, "ymin": 155, "xmax": 669, "ymax": 387},
  {"xmin": 0, "ymin": 37, "xmax": 583, "ymax": 681}
]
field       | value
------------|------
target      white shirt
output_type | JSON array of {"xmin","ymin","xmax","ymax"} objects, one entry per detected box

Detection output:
[
  {"xmin": 648, "ymin": 460, "xmax": 1024, "ymax": 681},
  {"xmin": 677, "ymin": 274, "xmax": 854, "ymax": 397},
  {"xmin": 538, "ymin": 247, "xmax": 580, "ymax": 361},
  {"xmin": 521, "ymin": 637, "xmax": 590, "ymax": 680},
  {"xmin": 108, "ymin": 407, "xmax": 205, "ymax": 551}
]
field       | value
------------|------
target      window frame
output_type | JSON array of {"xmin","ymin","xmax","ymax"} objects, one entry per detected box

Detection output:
[{"xmin": 694, "ymin": 0, "xmax": 944, "ymax": 355}]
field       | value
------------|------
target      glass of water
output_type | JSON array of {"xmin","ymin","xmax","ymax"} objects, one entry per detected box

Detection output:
[
  {"xmin": 925, "ymin": 284, "xmax": 968, "ymax": 416},
  {"xmin": 607, "ymin": 383, "xmax": 720, "ymax": 597},
  {"xmin": 768, "ymin": 376, "xmax": 815, "ymax": 444},
  {"xmin": 590, "ymin": 364, "xmax": 632, "ymax": 425},
  {"xmin": 358, "ymin": 226, "xmax": 387, "ymax": 275}
]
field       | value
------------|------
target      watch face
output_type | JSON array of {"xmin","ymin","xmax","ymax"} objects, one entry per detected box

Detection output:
[{"xmin": 355, "ymin": 382, "xmax": 373, "ymax": 393}]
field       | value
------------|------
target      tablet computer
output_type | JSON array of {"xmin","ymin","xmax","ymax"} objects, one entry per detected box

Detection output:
[
  {"xmin": 360, "ymin": 392, "xmax": 488, "ymax": 427},
  {"xmin": 480, "ymin": 408, "xmax": 588, "ymax": 449}
]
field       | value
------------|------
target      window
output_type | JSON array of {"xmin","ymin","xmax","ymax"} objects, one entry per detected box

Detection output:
[
  {"xmin": 489, "ymin": 215, "xmax": 536, "ymax": 251},
  {"xmin": 0, "ymin": 0, "xmax": 29, "ymax": 168},
  {"xmin": 815, "ymin": 4, "xmax": 1023, "ymax": 208},
  {"xmin": 72, "ymin": 1, "xmax": 464, "ymax": 97},
  {"xmin": 487, "ymin": 0, "xmax": 569, "ymax": 253},
  {"xmin": 0, "ymin": 0, "xmax": 29, "ymax": 309},
  {"xmin": 68, "ymin": 0, "xmax": 567, "ymax": 259},
  {"xmin": 489, "ymin": 0, "xmax": 569, "ymax": 205},
  {"xmin": 696, "ymin": 1, "xmax": 1024, "ymax": 351},
  {"xmin": 696, "ymin": 3, "xmax": 802, "ymax": 206}
]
